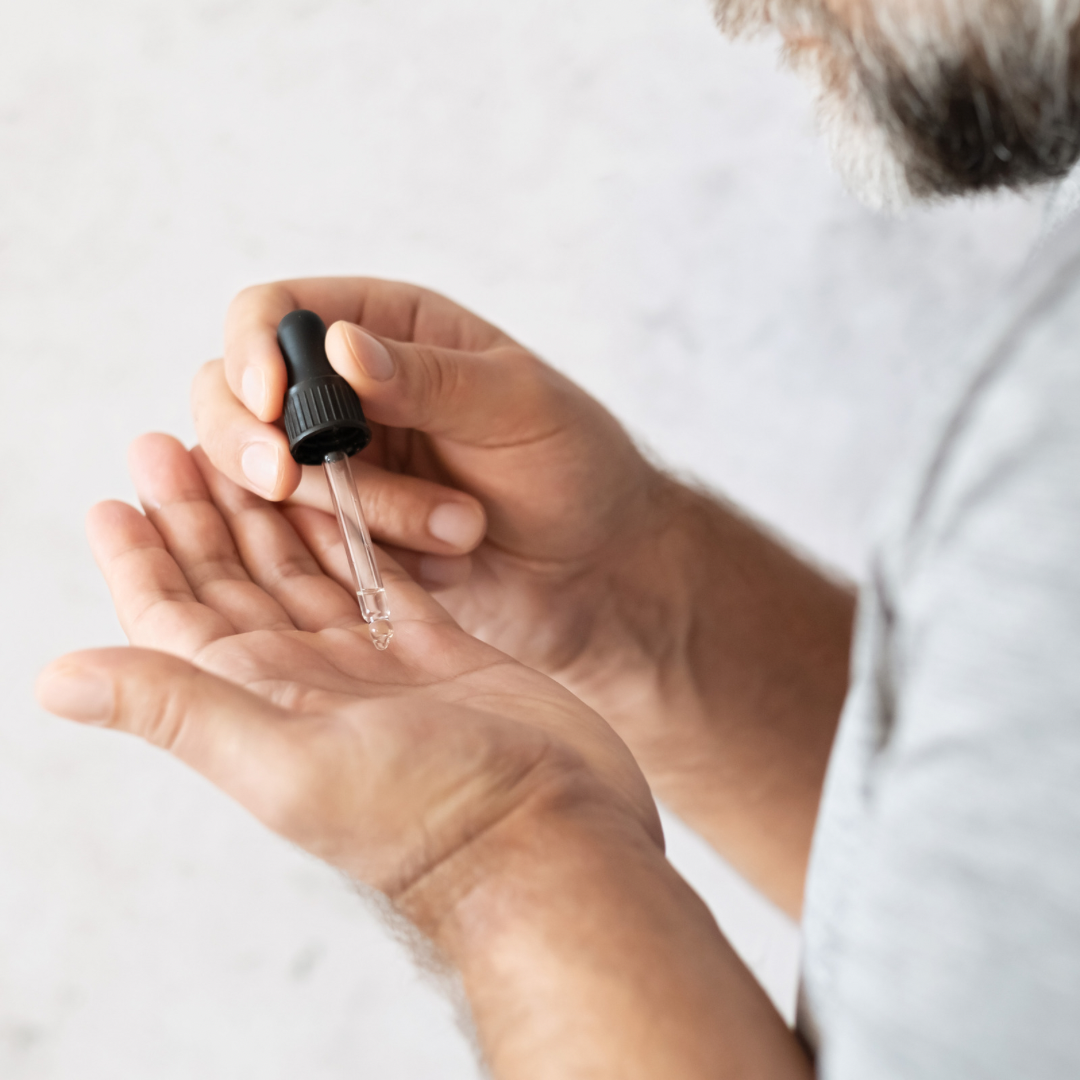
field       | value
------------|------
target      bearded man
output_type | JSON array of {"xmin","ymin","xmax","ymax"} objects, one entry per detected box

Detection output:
[{"xmin": 37, "ymin": 1, "xmax": 1080, "ymax": 1076}]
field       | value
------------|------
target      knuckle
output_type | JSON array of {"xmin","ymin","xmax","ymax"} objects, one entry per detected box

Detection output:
[
  {"xmin": 506, "ymin": 346, "xmax": 548, "ymax": 387},
  {"xmin": 414, "ymin": 346, "xmax": 462, "ymax": 421},
  {"xmin": 229, "ymin": 281, "xmax": 276, "ymax": 313},
  {"xmin": 356, "ymin": 474, "xmax": 414, "ymax": 542},
  {"xmin": 132, "ymin": 674, "xmax": 194, "ymax": 753},
  {"xmin": 357, "ymin": 474, "xmax": 393, "ymax": 530},
  {"xmin": 195, "ymin": 356, "xmax": 223, "ymax": 381},
  {"xmin": 515, "ymin": 352, "xmax": 563, "ymax": 409},
  {"xmin": 225, "ymin": 284, "xmax": 260, "ymax": 326},
  {"xmin": 226, "ymin": 282, "xmax": 294, "ymax": 343}
]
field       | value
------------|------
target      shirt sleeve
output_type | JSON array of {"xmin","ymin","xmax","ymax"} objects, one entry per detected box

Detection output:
[{"xmin": 820, "ymin": 293, "xmax": 1080, "ymax": 1079}]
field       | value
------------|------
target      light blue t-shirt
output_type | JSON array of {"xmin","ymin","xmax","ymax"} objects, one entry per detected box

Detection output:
[{"xmin": 800, "ymin": 195, "xmax": 1080, "ymax": 1077}]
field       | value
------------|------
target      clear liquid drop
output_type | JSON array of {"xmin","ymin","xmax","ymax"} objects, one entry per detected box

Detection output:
[{"xmin": 370, "ymin": 620, "xmax": 394, "ymax": 651}]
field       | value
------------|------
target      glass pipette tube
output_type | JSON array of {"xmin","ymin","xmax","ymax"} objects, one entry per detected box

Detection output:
[{"xmin": 323, "ymin": 450, "xmax": 393, "ymax": 650}]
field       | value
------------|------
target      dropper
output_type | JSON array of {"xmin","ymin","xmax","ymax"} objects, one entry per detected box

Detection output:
[{"xmin": 277, "ymin": 310, "xmax": 393, "ymax": 650}]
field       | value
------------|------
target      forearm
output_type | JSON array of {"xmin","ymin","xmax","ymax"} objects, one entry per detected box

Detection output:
[
  {"xmin": 407, "ymin": 804, "xmax": 813, "ymax": 1079},
  {"xmin": 560, "ymin": 478, "xmax": 856, "ymax": 915}
]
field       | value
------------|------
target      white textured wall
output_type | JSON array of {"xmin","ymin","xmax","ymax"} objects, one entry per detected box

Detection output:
[{"xmin": 0, "ymin": 0, "xmax": 1044, "ymax": 1076}]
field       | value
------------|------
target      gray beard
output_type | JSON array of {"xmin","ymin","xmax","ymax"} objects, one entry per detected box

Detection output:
[{"xmin": 713, "ymin": 0, "xmax": 1080, "ymax": 208}]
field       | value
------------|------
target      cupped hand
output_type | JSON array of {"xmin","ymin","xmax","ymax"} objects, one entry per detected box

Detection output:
[
  {"xmin": 36, "ymin": 434, "xmax": 659, "ymax": 919},
  {"xmin": 193, "ymin": 278, "xmax": 671, "ymax": 678}
]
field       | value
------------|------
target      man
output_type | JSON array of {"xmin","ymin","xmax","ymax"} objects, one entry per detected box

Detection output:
[{"xmin": 36, "ymin": 0, "xmax": 1080, "ymax": 1075}]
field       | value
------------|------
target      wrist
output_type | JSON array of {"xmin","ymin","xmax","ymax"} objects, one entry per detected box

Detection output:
[
  {"xmin": 557, "ymin": 477, "xmax": 855, "ymax": 915},
  {"xmin": 397, "ymin": 793, "xmax": 809, "ymax": 1079},
  {"xmin": 393, "ymin": 793, "xmax": 662, "ymax": 960}
]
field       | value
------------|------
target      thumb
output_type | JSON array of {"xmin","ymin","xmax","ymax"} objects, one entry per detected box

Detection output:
[
  {"xmin": 325, "ymin": 319, "xmax": 562, "ymax": 446},
  {"xmin": 36, "ymin": 648, "xmax": 296, "ymax": 820}
]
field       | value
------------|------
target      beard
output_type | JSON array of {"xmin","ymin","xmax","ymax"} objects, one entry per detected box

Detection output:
[{"xmin": 712, "ymin": 0, "xmax": 1080, "ymax": 208}]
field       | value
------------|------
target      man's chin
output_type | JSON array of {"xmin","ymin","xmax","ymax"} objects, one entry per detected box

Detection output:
[
  {"xmin": 710, "ymin": 2, "xmax": 924, "ymax": 210},
  {"xmin": 714, "ymin": 0, "xmax": 1080, "ymax": 209}
]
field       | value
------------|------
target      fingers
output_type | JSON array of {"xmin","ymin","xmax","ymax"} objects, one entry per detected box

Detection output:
[
  {"xmin": 191, "ymin": 359, "xmax": 301, "ymax": 501},
  {"xmin": 119, "ymin": 433, "xmax": 462, "ymax": 643},
  {"xmin": 222, "ymin": 278, "xmax": 508, "ymax": 422},
  {"xmin": 324, "ymin": 320, "xmax": 564, "ymax": 448},
  {"xmin": 193, "ymin": 357, "xmax": 488, "ymax": 557},
  {"xmin": 280, "ymin": 505, "xmax": 462, "ymax": 627},
  {"xmin": 87, "ymin": 500, "xmax": 233, "ymax": 657},
  {"xmin": 190, "ymin": 447, "xmax": 369, "ymax": 632},
  {"xmin": 223, "ymin": 279, "xmax": 377, "ymax": 422},
  {"xmin": 35, "ymin": 647, "xmax": 303, "ymax": 833},
  {"xmin": 206, "ymin": 274, "xmax": 557, "ymax": 493},
  {"xmin": 282, "ymin": 503, "xmax": 474, "ymax": 593},
  {"xmin": 290, "ymin": 455, "xmax": 486, "ymax": 552},
  {"xmin": 126, "ymin": 433, "xmax": 296, "ymax": 634}
]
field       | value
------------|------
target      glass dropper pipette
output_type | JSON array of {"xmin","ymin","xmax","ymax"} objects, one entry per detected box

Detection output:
[
  {"xmin": 323, "ymin": 450, "xmax": 393, "ymax": 649},
  {"xmin": 277, "ymin": 309, "xmax": 393, "ymax": 651}
]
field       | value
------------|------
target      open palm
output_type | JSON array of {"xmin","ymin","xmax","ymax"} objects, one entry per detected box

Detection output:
[{"xmin": 52, "ymin": 433, "xmax": 659, "ymax": 904}]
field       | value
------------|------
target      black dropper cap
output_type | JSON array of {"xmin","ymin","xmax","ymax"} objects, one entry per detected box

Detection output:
[{"xmin": 278, "ymin": 310, "xmax": 372, "ymax": 466}]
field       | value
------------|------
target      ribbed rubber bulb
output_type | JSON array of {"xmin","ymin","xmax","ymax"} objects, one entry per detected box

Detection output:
[{"xmin": 277, "ymin": 309, "xmax": 372, "ymax": 466}]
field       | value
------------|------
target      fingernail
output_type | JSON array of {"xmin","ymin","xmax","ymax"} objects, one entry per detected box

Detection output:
[
  {"xmin": 39, "ymin": 667, "xmax": 114, "ymax": 724},
  {"xmin": 241, "ymin": 365, "xmax": 266, "ymax": 415},
  {"xmin": 241, "ymin": 442, "xmax": 280, "ymax": 497},
  {"xmin": 342, "ymin": 323, "xmax": 395, "ymax": 381},
  {"xmin": 428, "ymin": 503, "xmax": 485, "ymax": 549}
]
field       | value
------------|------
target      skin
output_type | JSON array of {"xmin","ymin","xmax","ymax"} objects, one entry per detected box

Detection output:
[
  {"xmin": 198, "ymin": 278, "xmax": 855, "ymax": 913},
  {"xmin": 38, "ymin": 278, "xmax": 854, "ymax": 1075}
]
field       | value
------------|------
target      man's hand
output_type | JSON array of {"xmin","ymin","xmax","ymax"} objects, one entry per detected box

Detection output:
[
  {"xmin": 37, "ymin": 433, "xmax": 656, "ymax": 898},
  {"xmin": 193, "ymin": 277, "xmax": 664, "ymax": 679},
  {"xmin": 193, "ymin": 278, "xmax": 855, "ymax": 915},
  {"xmin": 36, "ymin": 434, "xmax": 813, "ymax": 1080}
]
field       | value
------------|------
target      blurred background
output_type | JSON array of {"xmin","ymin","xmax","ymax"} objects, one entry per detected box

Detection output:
[{"xmin": 0, "ymin": 0, "xmax": 1045, "ymax": 1076}]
